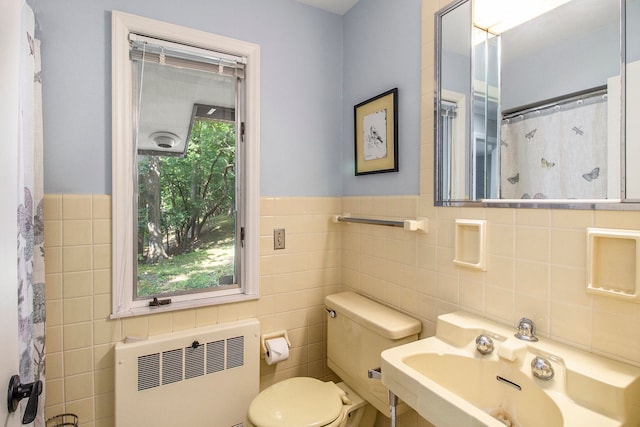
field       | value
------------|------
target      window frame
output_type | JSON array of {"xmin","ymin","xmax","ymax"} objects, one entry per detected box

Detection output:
[{"xmin": 111, "ymin": 11, "xmax": 260, "ymax": 318}]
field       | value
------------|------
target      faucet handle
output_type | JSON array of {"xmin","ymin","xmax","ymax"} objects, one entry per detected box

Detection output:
[
  {"xmin": 531, "ymin": 356, "xmax": 554, "ymax": 380},
  {"xmin": 515, "ymin": 317, "xmax": 538, "ymax": 342},
  {"xmin": 475, "ymin": 335, "xmax": 494, "ymax": 355}
]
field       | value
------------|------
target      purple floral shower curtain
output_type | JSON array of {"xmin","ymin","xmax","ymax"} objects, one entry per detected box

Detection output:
[{"xmin": 17, "ymin": 2, "xmax": 45, "ymax": 425}]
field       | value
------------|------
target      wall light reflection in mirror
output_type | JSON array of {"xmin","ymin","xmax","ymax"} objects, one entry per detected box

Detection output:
[{"xmin": 474, "ymin": 0, "xmax": 571, "ymax": 33}]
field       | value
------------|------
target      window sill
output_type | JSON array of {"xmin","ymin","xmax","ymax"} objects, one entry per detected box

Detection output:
[{"xmin": 109, "ymin": 292, "xmax": 260, "ymax": 319}]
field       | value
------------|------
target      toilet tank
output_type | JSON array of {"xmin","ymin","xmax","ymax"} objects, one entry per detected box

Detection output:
[{"xmin": 325, "ymin": 291, "xmax": 421, "ymax": 417}]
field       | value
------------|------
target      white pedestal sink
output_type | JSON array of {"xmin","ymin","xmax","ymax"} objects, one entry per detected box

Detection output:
[{"xmin": 381, "ymin": 312, "xmax": 640, "ymax": 426}]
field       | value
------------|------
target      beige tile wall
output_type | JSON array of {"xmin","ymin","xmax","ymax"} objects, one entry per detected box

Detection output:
[
  {"xmin": 43, "ymin": 194, "xmax": 342, "ymax": 426},
  {"xmin": 340, "ymin": 200, "xmax": 640, "ymax": 354},
  {"xmin": 43, "ymin": 188, "xmax": 640, "ymax": 427},
  {"xmin": 339, "ymin": 196, "xmax": 640, "ymax": 427}
]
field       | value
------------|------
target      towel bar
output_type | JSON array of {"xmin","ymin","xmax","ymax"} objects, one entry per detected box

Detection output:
[{"xmin": 332, "ymin": 215, "xmax": 427, "ymax": 232}]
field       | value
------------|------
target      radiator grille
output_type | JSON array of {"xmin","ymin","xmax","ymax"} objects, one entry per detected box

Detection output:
[
  {"xmin": 137, "ymin": 336, "xmax": 245, "ymax": 391},
  {"xmin": 206, "ymin": 340, "xmax": 225, "ymax": 374},
  {"xmin": 227, "ymin": 336, "xmax": 244, "ymax": 369},
  {"xmin": 185, "ymin": 343, "xmax": 204, "ymax": 380},
  {"xmin": 162, "ymin": 348, "xmax": 183, "ymax": 385},
  {"xmin": 137, "ymin": 353, "xmax": 160, "ymax": 391}
]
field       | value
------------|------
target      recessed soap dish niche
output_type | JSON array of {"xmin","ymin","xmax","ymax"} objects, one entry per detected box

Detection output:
[
  {"xmin": 587, "ymin": 228, "xmax": 640, "ymax": 303},
  {"xmin": 453, "ymin": 219, "xmax": 486, "ymax": 271}
]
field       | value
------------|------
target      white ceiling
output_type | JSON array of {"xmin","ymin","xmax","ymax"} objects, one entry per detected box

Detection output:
[{"xmin": 295, "ymin": 0, "xmax": 360, "ymax": 15}]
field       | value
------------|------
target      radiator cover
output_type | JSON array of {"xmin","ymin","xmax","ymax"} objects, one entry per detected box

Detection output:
[{"xmin": 115, "ymin": 318, "xmax": 260, "ymax": 427}]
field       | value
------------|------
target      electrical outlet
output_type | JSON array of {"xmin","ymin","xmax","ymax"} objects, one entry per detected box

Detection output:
[{"xmin": 274, "ymin": 228, "xmax": 285, "ymax": 250}]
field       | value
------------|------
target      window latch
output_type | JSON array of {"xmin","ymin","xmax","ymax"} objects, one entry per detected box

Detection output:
[{"xmin": 149, "ymin": 297, "xmax": 172, "ymax": 307}]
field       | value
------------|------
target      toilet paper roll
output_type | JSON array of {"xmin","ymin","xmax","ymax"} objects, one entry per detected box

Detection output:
[{"xmin": 264, "ymin": 337, "xmax": 289, "ymax": 365}]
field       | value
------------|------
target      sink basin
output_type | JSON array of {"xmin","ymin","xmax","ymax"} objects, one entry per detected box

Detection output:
[
  {"xmin": 403, "ymin": 353, "xmax": 563, "ymax": 426},
  {"xmin": 381, "ymin": 312, "xmax": 640, "ymax": 427}
]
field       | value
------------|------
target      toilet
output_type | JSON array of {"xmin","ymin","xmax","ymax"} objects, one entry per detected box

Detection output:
[{"xmin": 248, "ymin": 291, "xmax": 422, "ymax": 427}]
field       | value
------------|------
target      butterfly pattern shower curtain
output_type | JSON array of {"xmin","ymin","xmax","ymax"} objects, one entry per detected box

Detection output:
[
  {"xmin": 500, "ymin": 99, "xmax": 608, "ymax": 200},
  {"xmin": 17, "ymin": 2, "xmax": 46, "ymax": 425}
]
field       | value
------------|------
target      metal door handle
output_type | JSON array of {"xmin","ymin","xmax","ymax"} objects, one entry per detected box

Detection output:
[{"xmin": 7, "ymin": 374, "xmax": 42, "ymax": 424}]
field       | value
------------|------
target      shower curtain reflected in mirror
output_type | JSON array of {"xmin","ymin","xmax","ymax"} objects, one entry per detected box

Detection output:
[
  {"xmin": 17, "ymin": 2, "xmax": 45, "ymax": 425},
  {"xmin": 500, "ymin": 93, "xmax": 608, "ymax": 199}
]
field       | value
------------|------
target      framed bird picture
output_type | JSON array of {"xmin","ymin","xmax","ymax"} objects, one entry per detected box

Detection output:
[{"xmin": 354, "ymin": 88, "xmax": 398, "ymax": 175}]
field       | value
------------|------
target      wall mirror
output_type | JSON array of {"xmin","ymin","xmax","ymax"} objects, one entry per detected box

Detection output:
[{"xmin": 435, "ymin": 0, "xmax": 640, "ymax": 208}]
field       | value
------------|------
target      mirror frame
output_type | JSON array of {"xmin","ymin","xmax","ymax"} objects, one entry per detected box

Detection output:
[{"xmin": 434, "ymin": 0, "xmax": 639, "ymax": 210}]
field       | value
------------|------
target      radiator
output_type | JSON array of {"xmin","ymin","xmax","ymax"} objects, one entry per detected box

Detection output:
[{"xmin": 115, "ymin": 318, "xmax": 260, "ymax": 427}]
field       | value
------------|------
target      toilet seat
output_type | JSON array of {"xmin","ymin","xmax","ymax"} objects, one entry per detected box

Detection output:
[{"xmin": 248, "ymin": 377, "xmax": 346, "ymax": 427}]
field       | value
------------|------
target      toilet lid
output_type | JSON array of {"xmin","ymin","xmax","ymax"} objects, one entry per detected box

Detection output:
[{"xmin": 248, "ymin": 377, "xmax": 344, "ymax": 427}]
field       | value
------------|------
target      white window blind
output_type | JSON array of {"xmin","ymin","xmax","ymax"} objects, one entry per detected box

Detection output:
[{"xmin": 129, "ymin": 33, "xmax": 246, "ymax": 78}]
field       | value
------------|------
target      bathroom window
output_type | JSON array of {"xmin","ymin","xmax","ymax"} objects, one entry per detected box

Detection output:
[{"xmin": 111, "ymin": 12, "xmax": 260, "ymax": 318}]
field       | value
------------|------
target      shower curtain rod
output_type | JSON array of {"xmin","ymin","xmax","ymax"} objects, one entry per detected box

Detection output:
[{"xmin": 502, "ymin": 84, "xmax": 607, "ymax": 120}]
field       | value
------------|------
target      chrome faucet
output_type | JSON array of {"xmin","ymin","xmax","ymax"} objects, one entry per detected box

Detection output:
[
  {"xmin": 531, "ymin": 356, "xmax": 554, "ymax": 380},
  {"xmin": 475, "ymin": 334, "xmax": 494, "ymax": 355},
  {"xmin": 514, "ymin": 317, "xmax": 538, "ymax": 342}
]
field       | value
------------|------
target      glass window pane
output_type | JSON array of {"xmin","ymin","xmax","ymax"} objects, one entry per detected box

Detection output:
[{"xmin": 133, "ymin": 54, "xmax": 239, "ymax": 299}]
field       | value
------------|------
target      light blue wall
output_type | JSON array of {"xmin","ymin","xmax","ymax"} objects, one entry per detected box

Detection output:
[
  {"xmin": 342, "ymin": 0, "xmax": 422, "ymax": 196},
  {"xmin": 502, "ymin": 23, "xmax": 620, "ymax": 111},
  {"xmin": 31, "ymin": 0, "xmax": 422, "ymax": 196},
  {"xmin": 30, "ymin": 0, "xmax": 344, "ymax": 196},
  {"xmin": 631, "ymin": 0, "xmax": 640, "ymax": 62}
]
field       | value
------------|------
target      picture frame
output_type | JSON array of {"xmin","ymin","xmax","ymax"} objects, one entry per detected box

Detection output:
[{"xmin": 354, "ymin": 88, "xmax": 398, "ymax": 175}]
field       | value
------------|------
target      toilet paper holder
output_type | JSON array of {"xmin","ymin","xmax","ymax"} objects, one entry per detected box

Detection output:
[{"xmin": 260, "ymin": 331, "xmax": 291, "ymax": 358}]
